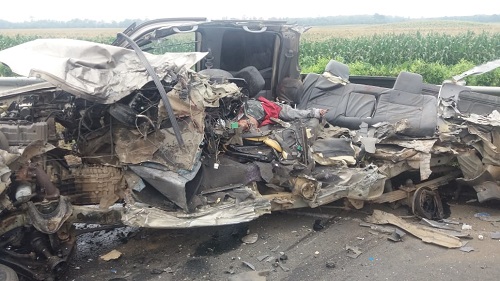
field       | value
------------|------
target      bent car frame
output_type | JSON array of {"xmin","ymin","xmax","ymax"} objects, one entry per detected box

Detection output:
[{"xmin": 0, "ymin": 18, "xmax": 499, "ymax": 280}]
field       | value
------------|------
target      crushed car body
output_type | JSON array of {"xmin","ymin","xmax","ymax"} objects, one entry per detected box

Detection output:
[{"xmin": 0, "ymin": 18, "xmax": 499, "ymax": 280}]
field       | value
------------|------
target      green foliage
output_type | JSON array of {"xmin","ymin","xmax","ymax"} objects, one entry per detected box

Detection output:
[
  {"xmin": 299, "ymin": 31, "xmax": 500, "ymax": 86},
  {"xmin": 300, "ymin": 31, "xmax": 500, "ymax": 65}
]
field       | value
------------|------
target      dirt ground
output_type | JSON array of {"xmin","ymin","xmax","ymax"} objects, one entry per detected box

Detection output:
[{"xmin": 62, "ymin": 196, "xmax": 500, "ymax": 281}]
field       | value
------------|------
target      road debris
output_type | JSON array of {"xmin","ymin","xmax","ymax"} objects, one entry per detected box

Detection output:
[
  {"xmin": 474, "ymin": 212, "xmax": 490, "ymax": 218},
  {"xmin": 257, "ymin": 255, "xmax": 269, "ymax": 262},
  {"xmin": 365, "ymin": 210, "xmax": 462, "ymax": 248},
  {"xmin": 100, "ymin": 250, "xmax": 122, "ymax": 261},
  {"xmin": 441, "ymin": 219, "xmax": 460, "ymax": 225},
  {"xmin": 491, "ymin": 232, "xmax": 500, "ymax": 239},
  {"xmin": 420, "ymin": 218, "xmax": 458, "ymax": 230},
  {"xmin": 313, "ymin": 219, "xmax": 325, "ymax": 231},
  {"xmin": 224, "ymin": 268, "xmax": 235, "ymax": 275},
  {"xmin": 478, "ymin": 216, "xmax": 500, "ymax": 222},
  {"xmin": 150, "ymin": 268, "xmax": 165, "ymax": 275},
  {"xmin": 279, "ymin": 252, "xmax": 288, "ymax": 261},
  {"xmin": 345, "ymin": 245, "xmax": 362, "ymax": 259},
  {"xmin": 265, "ymin": 256, "xmax": 276, "ymax": 263},
  {"xmin": 462, "ymin": 224, "xmax": 472, "ymax": 230},
  {"xmin": 359, "ymin": 222, "xmax": 396, "ymax": 234},
  {"xmin": 326, "ymin": 261, "xmax": 336, "ymax": 269},
  {"xmin": 279, "ymin": 263, "xmax": 290, "ymax": 272},
  {"xmin": 241, "ymin": 233, "xmax": 259, "ymax": 244},
  {"xmin": 228, "ymin": 271, "xmax": 269, "ymax": 281},
  {"xmin": 388, "ymin": 229, "xmax": 406, "ymax": 242},
  {"xmin": 242, "ymin": 261, "xmax": 256, "ymax": 271},
  {"xmin": 459, "ymin": 241, "xmax": 474, "ymax": 253}
]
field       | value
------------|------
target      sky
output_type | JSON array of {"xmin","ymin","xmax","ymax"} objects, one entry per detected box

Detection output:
[{"xmin": 1, "ymin": 0, "xmax": 498, "ymax": 22}]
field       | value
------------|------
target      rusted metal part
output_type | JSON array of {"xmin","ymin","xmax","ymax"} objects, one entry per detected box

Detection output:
[
  {"xmin": 70, "ymin": 166, "xmax": 124, "ymax": 206},
  {"xmin": 27, "ymin": 196, "xmax": 72, "ymax": 234},
  {"xmin": 30, "ymin": 165, "xmax": 60, "ymax": 200},
  {"xmin": 31, "ymin": 235, "xmax": 67, "ymax": 274},
  {"xmin": 0, "ymin": 223, "xmax": 76, "ymax": 281},
  {"xmin": 371, "ymin": 189, "xmax": 409, "ymax": 204},
  {"xmin": 372, "ymin": 172, "xmax": 460, "ymax": 218},
  {"xmin": 70, "ymin": 206, "xmax": 123, "ymax": 226},
  {"xmin": 290, "ymin": 176, "xmax": 320, "ymax": 202},
  {"xmin": 0, "ymin": 214, "xmax": 27, "ymax": 236}
]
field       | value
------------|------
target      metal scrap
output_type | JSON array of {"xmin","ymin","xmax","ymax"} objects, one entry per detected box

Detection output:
[
  {"xmin": 387, "ymin": 229, "xmax": 406, "ymax": 242},
  {"xmin": 420, "ymin": 218, "xmax": 459, "ymax": 231},
  {"xmin": 365, "ymin": 210, "xmax": 462, "ymax": 248},
  {"xmin": 242, "ymin": 261, "xmax": 256, "ymax": 271}
]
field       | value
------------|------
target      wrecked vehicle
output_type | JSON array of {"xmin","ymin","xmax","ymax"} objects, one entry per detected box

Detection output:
[{"xmin": 0, "ymin": 18, "xmax": 499, "ymax": 280}]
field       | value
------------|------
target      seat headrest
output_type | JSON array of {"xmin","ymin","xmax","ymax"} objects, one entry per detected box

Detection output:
[
  {"xmin": 324, "ymin": 60, "xmax": 349, "ymax": 81},
  {"xmin": 393, "ymin": 71, "xmax": 423, "ymax": 94},
  {"xmin": 234, "ymin": 66, "xmax": 265, "ymax": 98}
]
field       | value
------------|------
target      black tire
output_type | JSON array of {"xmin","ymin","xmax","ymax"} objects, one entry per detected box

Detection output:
[{"xmin": 0, "ymin": 264, "xmax": 19, "ymax": 281}]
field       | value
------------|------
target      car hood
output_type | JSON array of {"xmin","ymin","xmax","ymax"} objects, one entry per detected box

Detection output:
[{"xmin": 0, "ymin": 38, "xmax": 207, "ymax": 103}]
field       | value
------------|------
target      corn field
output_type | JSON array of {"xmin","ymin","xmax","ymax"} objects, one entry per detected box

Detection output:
[
  {"xmin": 1, "ymin": 25, "xmax": 500, "ymax": 85},
  {"xmin": 300, "ymin": 31, "xmax": 500, "ymax": 67}
]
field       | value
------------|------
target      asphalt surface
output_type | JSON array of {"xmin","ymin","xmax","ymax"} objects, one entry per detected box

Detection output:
[{"xmin": 62, "ymin": 197, "xmax": 500, "ymax": 281}]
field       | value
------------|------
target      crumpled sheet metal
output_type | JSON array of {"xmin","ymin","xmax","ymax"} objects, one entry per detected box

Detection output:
[
  {"xmin": 0, "ymin": 38, "xmax": 207, "ymax": 104},
  {"xmin": 468, "ymin": 126, "xmax": 500, "ymax": 166},
  {"xmin": 366, "ymin": 210, "xmax": 462, "ymax": 248},
  {"xmin": 113, "ymin": 80, "xmax": 219, "ymax": 170},
  {"xmin": 122, "ymin": 197, "xmax": 271, "ymax": 228},
  {"xmin": 129, "ymin": 162, "xmax": 202, "ymax": 212},
  {"xmin": 311, "ymin": 138, "xmax": 357, "ymax": 166},
  {"xmin": 114, "ymin": 125, "xmax": 203, "ymax": 171},
  {"xmin": 312, "ymin": 165, "xmax": 386, "ymax": 207},
  {"xmin": 378, "ymin": 139, "xmax": 437, "ymax": 180},
  {"xmin": 462, "ymin": 110, "xmax": 500, "ymax": 127}
]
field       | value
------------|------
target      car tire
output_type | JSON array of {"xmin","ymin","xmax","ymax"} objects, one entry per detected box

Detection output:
[{"xmin": 0, "ymin": 264, "xmax": 19, "ymax": 281}]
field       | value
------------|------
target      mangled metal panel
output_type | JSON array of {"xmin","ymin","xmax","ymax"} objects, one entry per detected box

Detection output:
[{"xmin": 0, "ymin": 39, "xmax": 207, "ymax": 103}]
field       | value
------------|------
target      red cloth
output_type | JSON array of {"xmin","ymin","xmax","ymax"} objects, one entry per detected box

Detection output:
[{"xmin": 257, "ymin": 97, "xmax": 282, "ymax": 126}]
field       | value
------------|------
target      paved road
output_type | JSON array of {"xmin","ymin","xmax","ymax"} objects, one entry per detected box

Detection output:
[{"xmin": 63, "ymin": 199, "xmax": 500, "ymax": 281}]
